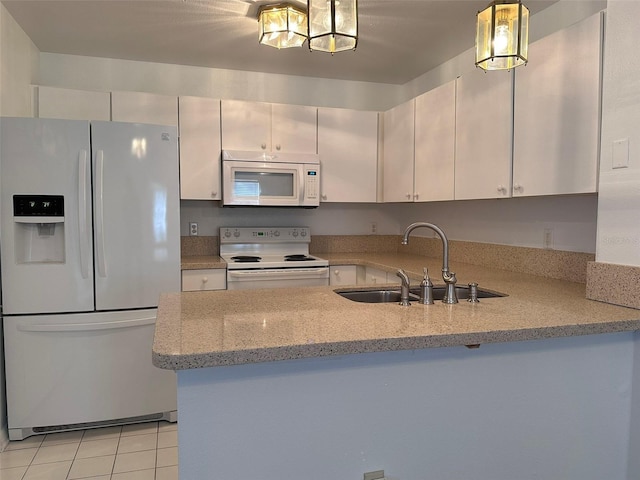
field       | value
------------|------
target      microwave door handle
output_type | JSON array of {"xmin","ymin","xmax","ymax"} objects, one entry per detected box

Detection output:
[{"xmin": 298, "ymin": 165, "xmax": 304, "ymax": 203}]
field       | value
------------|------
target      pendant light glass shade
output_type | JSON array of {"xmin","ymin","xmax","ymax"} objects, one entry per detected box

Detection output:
[
  {"xmin": 308, "ymin": 0, "xmax": 358, "ymax": 53},
  {"xmin": 258, "ymin": 3, "xmax": 308, "ymax": 49},
  {"xmin": 475, "ymin": 0, "xmax": 529, "ymax": 71}
]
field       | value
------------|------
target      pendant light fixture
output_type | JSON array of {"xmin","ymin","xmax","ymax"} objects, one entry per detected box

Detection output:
[
  {"xmin": 475, "ymin": 0, "xmax": 529, "ymax": 71},
  {"xmin": 308, "ymin": 0, "xmax": 358, "ymax": 53},
  {"xmin": 258, "ymin": 3, "xmax": 308, "ymax": 49}
]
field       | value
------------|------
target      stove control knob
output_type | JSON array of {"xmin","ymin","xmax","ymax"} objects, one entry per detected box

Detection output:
[
  {"xmin": 301, "ymin": 230, "xmax": 307, "ymax": 237},
  {"xmin": 292, "ymin": 230, "xmax": 298, "ymax": 237},
  {"xmin": 274, "ymin": 230, "xmax": 280, "ymax": 237},
  {"xmin": 224, "ymin": 230, "xmax": 231, "ymax": 238},
  {"xmin": 233, "ymin": 230, "xmax": 240, "ymax": 238}
]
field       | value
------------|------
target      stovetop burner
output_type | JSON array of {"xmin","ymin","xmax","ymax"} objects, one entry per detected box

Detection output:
[
  {"xmin": 284, "ymin": 254, "xmax": 314, "ymax": 261},
  {"xmin": 231, "ymin": 255, "xmax": 262, "ymax": 263}
]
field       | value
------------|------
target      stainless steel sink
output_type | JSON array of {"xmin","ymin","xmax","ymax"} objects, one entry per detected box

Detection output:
[
  {"xmin": 335, "ymin": 285, "xmax": 506, "ymax": 303},
  {"xmin": 335, "ymin": 289, "xmax": 420, "ymax": 304}
]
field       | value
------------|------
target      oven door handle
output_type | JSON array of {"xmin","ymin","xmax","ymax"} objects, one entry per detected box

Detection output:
[{"xmin": 228, "ymin": 267, "xmax": 329, "ymax": 278}]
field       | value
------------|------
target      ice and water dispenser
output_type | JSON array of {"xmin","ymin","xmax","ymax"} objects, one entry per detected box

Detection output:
[{"xmin": 13, "ymin": 195, "xmax": 65, "ymax": 264}]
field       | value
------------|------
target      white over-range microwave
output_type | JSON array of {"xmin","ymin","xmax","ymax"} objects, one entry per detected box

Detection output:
[{"xmin": 222, "ymin": 150, "xmax": 320, "ymax": 207}]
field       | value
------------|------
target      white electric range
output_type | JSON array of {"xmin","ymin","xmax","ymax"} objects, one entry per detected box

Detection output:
[{"xmin": 220, "ymin": 227, "xmax": 329, "ymax": 290}]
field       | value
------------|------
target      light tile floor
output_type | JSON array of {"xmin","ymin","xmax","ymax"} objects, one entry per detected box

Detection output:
[{"xmin": 1, "ymin": 421, "xmax": 178, "ymax": 480}]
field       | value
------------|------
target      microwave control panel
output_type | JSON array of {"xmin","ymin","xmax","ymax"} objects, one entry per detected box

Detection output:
[{"xmin": 304, "ymin": 167, "xmax": 319, "ymax": 202}]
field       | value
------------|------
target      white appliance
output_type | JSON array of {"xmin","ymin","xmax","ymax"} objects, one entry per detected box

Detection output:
[
  {"xmin": 220, "ymin": 227, "xmax": 329, "ymax": 290},
  {"xmin": 0, "ymin": 117, "xmax": 180, "ymax": 440},
  {"xmin": 221, "ymin": 150, "xmax": 320, "ymax": 207}
]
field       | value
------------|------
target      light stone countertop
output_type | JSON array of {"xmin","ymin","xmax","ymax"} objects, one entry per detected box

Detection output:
[
  {"xmin": 155, "ymin": 253, "xmax": 640, "ymax": 370},
  {"xmin": 181, "ymin": 255, "xmax": 226, "ymax": 270}
]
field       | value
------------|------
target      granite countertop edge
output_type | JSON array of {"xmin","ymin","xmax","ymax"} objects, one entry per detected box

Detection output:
[{"xmin": 153, "ymin": 319, "xmax": 640, "ymax": 370}]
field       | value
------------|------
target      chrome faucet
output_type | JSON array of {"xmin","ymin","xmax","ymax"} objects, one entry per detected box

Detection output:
[
  {"xmin": 396, "ymin": 269, "xmax": 411, "ymax": 306},
  {"xmin": 401, "ymin": 222, "xmax": 458, "ymax": 304}
]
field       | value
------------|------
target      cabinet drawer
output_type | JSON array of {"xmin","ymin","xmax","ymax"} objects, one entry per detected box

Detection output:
[
  {"xmin": 181, "ymin": 269, "xmax": 226, "ymax": 291},
  {"xmin": 329, "ymin": 265, "xmax": 358, "ymax": 286}
]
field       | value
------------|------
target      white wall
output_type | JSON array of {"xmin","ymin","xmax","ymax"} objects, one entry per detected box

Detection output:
[
  {"xmin": 181, "ymin": 194, "xmax": 598, "ymax": 253},
  {"xmin": 0, "ymin": 3, "xmax": 40, "ymax": 451},
  {"xmin": 38, "ymin": 54, "xmax": 402, "ymax": 112},
  {"xmin": 178, "ymin": 333, "xmax": 634, "ymax": 480},
  {"xmin": 596, "ymin": 0, "xmax": 640, "ymax": 267}
]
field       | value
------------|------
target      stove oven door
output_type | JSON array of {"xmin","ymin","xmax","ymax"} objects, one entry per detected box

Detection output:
[{"xmin": 226, "ymin": 267, "xmax": 330, "ymax": 290}]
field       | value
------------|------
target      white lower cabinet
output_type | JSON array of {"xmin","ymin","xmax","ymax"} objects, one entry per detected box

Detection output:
[
  {"xmin": 329, "ymin": 266, "xmax": 358, "ymax": 286},
  {"xmin": 181, "ymin": 269, "xmax": 226, "ymax": 291},
  {"xmin": 361, "ymin": 267, "xmax": 400, "ymax": 285}
]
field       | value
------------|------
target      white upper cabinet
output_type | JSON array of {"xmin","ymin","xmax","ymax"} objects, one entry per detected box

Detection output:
[
  {"xmin": 383, "ymin": 99, "xmax": 415, "ymax": 202},
  {"xmin": 179, "ymin": 96, "xmax": 222, "ymax": 200},
  {"xmin": 271, "ymin": 103, "xmax": 317, "ymax": 153},
  {"xmin": 318, "ymin": 107, "xmax": 378, "ymax": 203},
  {"xmin": 35, "ymin": 86, "xmax": 111, "ymax": 121},
  {"xmin": 513, "ymin": 13, "xmax": 602, "ymax": 197},
  {"xmin": 455, "ymin": 69, "xmax": 514, "ymax": 200},
  {"xmin": 111, "ymin": 91, "xmax": 178, "ymax": 127},
  {"xmin": 221, "ymin": 100, "xmax": 317, "ymax": 154},
  {"xmin": 414, "ymin": 80, "xmax": 456, "ymax": 202}
]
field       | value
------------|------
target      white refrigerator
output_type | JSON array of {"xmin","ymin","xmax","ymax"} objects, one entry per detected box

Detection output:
[{"xmin": 0, "ymin": 117, "xmax": 180, "ymax": 440}]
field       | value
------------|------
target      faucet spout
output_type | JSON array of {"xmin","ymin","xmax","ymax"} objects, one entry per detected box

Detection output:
[{"xmin": 401, "ymin": 222, "xmax": 458, "ymax": 304}]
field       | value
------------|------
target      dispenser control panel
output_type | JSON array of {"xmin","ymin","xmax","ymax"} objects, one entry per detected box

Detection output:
[{"xmin": 14, "ymin": 195, "xmax": 64, "ymax": 217}]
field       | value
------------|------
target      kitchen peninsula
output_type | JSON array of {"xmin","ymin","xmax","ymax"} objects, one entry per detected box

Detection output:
[{"xmin": 154, "ymin": 253, "xmax": 640, "ymax": 480}]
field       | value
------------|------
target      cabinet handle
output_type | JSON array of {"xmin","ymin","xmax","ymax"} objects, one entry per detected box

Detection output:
[
  {"xmin": 497, "ymin": 185, "xmax": 507, "ymax": 194},
  {"xmin": 513, "ymin": 183, "xmax": 523, "ymax": 192},
  {"xmin": 414, "ymin": 193, "xmax": 419, "ymax": 200},
  {"xmin": 334, "ymin": 270, "xmax": 340, "ymax": 275},
  {"xmin": 211, "ymin": 191, "xmax": 217, "ymax": 197},
  {"xmin": 275, "ymin": 144, "xmax": 281, "ymax": 151},
  {"xmin": 321, "ymin": 194, "xmax": 327, "ymax": 200},
  {"xmin": 202, "ymin": 277, "xmax": 208, "ymax": 283},
  {"xmin": 261, "ymin": 143, "xmax": 267, "ymax": 150},
  {"xmin": 406, "ymin": 193, "xmax": 411, "ymax": 200}
]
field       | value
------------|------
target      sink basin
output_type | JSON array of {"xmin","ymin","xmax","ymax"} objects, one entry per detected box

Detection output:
[
  {"xmin": 335, "ymin": 289, "xmax": 420, "ymax": 304},
  {"xmin": 335, "ymin": 285, "xmax": 506, "ymax": 303}
]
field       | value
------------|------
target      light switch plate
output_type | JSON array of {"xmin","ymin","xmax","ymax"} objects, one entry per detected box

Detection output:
[{"xmin": 612, "ymin": 138, "xmax": 629, "ymax": 169}]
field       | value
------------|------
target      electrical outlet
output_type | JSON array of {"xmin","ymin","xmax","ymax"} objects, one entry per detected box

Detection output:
[
  {"xmin": 189, "ymin": 222, "xmax": 198, "ymax": 236},
  {"xmin": 370, "ymin": 222, "xmax": 377, "ymax": 234},
  {"xmin": 543, "ymin": 228, "xmax": 553, "ymax": 250}
]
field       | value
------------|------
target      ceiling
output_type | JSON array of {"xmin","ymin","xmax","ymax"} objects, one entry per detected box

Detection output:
[{"xmin": 2, "ymin": 0, "xmax": 557, "ymax": 85}]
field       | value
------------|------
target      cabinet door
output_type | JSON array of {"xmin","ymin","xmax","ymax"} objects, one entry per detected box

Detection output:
[
  {"xmin": 364, "ymin": 267, "xmax": 389, "ymax": 285},
  {"xmin": 272, "ymin": 104, "xmax": 317, "ymax": 153},
  {"xmin": 318, "ymin": 108, "xmax": 378, "ymax": 202},
  {"xmin": 414, "ymin": 80, "xmax": 456, "ymax": 202},
  {"xmin": 111, "ymin": 91, "xmax": 178, "ymax": 127},
  {"xmin": 37, "ymin": 86, "xmax": 111, "ymax": 121},
  {"xmin": 383, "ymin": 99, "xmax": 415, "ymax": 202},
  {"xmin": 179, "ymin": 96, "xmax": 222, "ymax": 200},
  {"xmin": 221, "ymin": 100, "xmax": 272, "ymax": 151},
  {"xmin": 455, "ymin": 70, "xmax": 513, "ymax": 200},
  {"xmin": 513, "ymin": 13, "xmax": 602, "ymax": 197},
  {"xmin": 329, "ymin": 266, "xmax": 358, "ymax": 286}
]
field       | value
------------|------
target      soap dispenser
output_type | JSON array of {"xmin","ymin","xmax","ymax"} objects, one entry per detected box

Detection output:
[{"xmin": 419, "ymin": 268, "xmax": 434, "ymax": 305}]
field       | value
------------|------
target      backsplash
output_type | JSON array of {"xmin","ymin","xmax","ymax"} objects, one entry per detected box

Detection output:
[
  {"xmin": 586, "ymin": 262, "xmax": 640, "ymax": 309},
  {"xmin": 181, "ymin": 234, "xmax": 594, "ymax": 284}
]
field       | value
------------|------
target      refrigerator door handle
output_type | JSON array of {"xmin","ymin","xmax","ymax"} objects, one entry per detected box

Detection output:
[
  {"xmin": 95, "ymin": 150, "xmax": 107, "ymax": 277},
  {"xmin": 17, "ymin": 316, "xmax": 156, "ymax": 333},
  {"xmin": 78, "ymin": 150, "xmax": 90, "ymax": 279}
]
